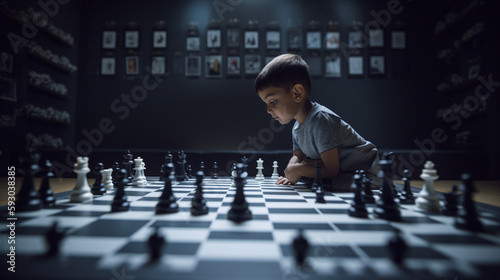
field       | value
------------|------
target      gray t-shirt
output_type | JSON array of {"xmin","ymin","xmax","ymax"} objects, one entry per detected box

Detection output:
[{"xmin": 293, "ymin": 102, "xmax": 379, "ymax": 182}]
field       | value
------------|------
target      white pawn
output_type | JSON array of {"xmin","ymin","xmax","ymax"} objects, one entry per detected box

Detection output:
[
  {"xmin": 416, "ymin": 161, "xmax": 441, "ymax": 212},
  {"xmin": 271, "ymin": 161, "xmax": 279, "ymax": 179},
  {"xmin": 140, "ymin": 161, "xmax": 147, "ymax": 182},
  {"xmin": 102, "ymin": 168, "xmax": 114, "ymax": 189},
  {"xmin": 70, "ymin": 157, "xmax": 93, "ymax": 203},
  {"xmin": 132, "ymin": 157, "xmax": 147, "ymax": 186},
  {"xmin": 255, "ymin": 158, "xmax": 265, "ymax": 180}
]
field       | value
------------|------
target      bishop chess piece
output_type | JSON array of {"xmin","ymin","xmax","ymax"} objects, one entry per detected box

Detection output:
[
  {"xmin": 348, "ymin": 172, "xmax": 368, "ymax": 218},
  {"xmin": 44, "ymin": 221, "xmax": 65, "ymax": 257},
  {"xmin": 255, "ymin": 158, "xmax": 265, "ymax": 180},
  {"xmin": 442, "ymin": 185, "xmax": 459, "ymax": 216},
  {"xmin": 147, "ymin": 227, "xmax": 165, "ymax": 263},
  {"xmin": 176, "ymin": 151, "xmax": 188, "ymax": 181},
  {"xmin": 313, "ymin": 162, "xmax": 326, "ymax": 203},
  {"xmin": 191, "ymin": 171, "xmax": 209, "ymax": 216},
  {"xmin": 156, "ymin": 163, "xmax": 179, "ymax": 214},
  {"xmin": 123, "ymin": 150, "xmax": 134, "ymax": 182},
  {"xmin": 91, "ymin": 163, "xmax": 106, "ymax": 195},
  {"xmin": 455, "ymin": 173, "xmax": 483, "ymax": 232},
  {"xmin": 387, "ymin": 228, "xmax": 408, "ymax": 266},
  {"xmin": 416, "ymin": 161, "xmax": 441, "ymax": 212},
  {"xmin": 17, "ymin": 150, "xmax": 42, "ymax": 212},
  {"xmin": 373, "ymin": 156, "xmax": 401, "ymax": 221},
  {"xmin": 111, "ymin": 169, "xmax": 130, "ymax": 212},
  {"xmin": 212, "ymin": 162, "xmax": 219, "ymax": 179},
  {"xmin": 38, "ymin": 159, "xmax": 56, "ymax": 207},
  {"xmin": 102, "ymin": 168, "xmax": 114, "ymax": 189},
  {"xmin": 399, "ymin": 169, "xmax": 415, "ymax": 205},
  {"xmin": 271, "ymin": 161, "xmax": 279, "ymax": 179},
  {"xmin": 69, "ymin": 157, "xmax": 93, "ymax": 203},
  {"xmin": 360, "ymin": 170, "xmax": 375, "ymax": 204},
  {"xmin": 227, "ymin": 163, "xmax": 252, "ymax": 223},
  {"xmin": 132, "ymin": 157, "xmax": 147, "ymax": 186},
  {"xmin": 292, "ymin": 228, "xmax": 309, "ymax": 268}
]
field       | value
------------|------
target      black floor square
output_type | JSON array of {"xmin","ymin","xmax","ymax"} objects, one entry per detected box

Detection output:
[
  {"xmin": 70, "ymin": 220, "xmax": 149, "ymax": 237},
  {"xmin": 208, "ymin": 231, "xmax": 273, "ymax": 240}
]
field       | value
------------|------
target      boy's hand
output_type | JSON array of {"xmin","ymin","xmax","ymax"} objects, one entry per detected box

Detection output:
[
  {"xmin": 283, "ymin": 163, "xmax": 301, "ymax": 184},
  {"xmin": 275, "ymin": 176, "xmax": 296, "ymax": 185}
]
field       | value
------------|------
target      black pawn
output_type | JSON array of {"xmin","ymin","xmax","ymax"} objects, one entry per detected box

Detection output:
[
  {"xmin": 44, "ymin": 221, "xmax": 65, "ymax": 257},
  {"xmin": 387, "ymin": 228, "xmax": 407, "ymax": 266},
  {"xmin": 160, "ymin": 152, "xmax": 174, "ymax": 181},
  {"xmin": 211, "ymin": 162, "xmax": 218, "ymax": 179},
  {"xmin": 348, "ymin": 173, "xmax": 368, "ymax": 218},
  {"xmin": 147, "ymin": 227, "xmax": 165, "ymax": 263},
  {"xmin": 292, "ymin": 228, "xmax": 309, "ymax": 268},
  {"xmin": 373, "ymin": 156, "xmax": 401, "ymax": 221},
  {"xmin": 186, "ymin": 165, "xmax": 192, "ymax": 178},
  {"xmin": 399, "ymin": 169, "xmax": 415, "ymax": 205},
  {"xmin": 360, "ymin": 170, "xmax": 375, "ymax": 204},
  {"xmin": 17, "ymin": 150, "xmax": 42, "ymax": 212},
  {"xmin": 241, "ymin": 156, "xmax": 248, "ymax": 184},
  {"xmin": 123, "ymin": 150, "xmax": 134, "ymax": 182},
  {"xmin": 91, "ymin": 163, "xmax": 106, "ymax": 195},
  {"xmin": 176, "ymin": 151, "xmax": 188, "ymax": 181},
  {"xmin": 313, "ymin": 162, "xmax": 326, "ymax": 203},
  {"xmin": 443, "ymin": 185, "xmax": 459, "ymax": 216},
  {"xmin": 227, "ymin": 163, "xmax": 252, "ymax": 222},
  {"xmin": 38, "ymin": 159, "xmax": 56, "ymax": 207},
  {"xmin": 156, "ymin": 163, "xmax": 179, "ymax": 214},
  {"xmin": 311, "ymin": 162, "xmax": 322, "ymax": 192},
  {"xmin": 199, "ymin": 161, "xmax": 205, "ymax": 177},
  {"xmin": 112, "ymin": 162, "xmax": 120, "ymax": 185},
  {"xmin": 191, "ymin": 171, "xmax": 209, "ymax": 216},
  {"xmin": 111, "ymin": 169, "xmax": 130, "ymax": 212},
  {"xmin": 455, "ymin": 173, "xmax": 483, "ymax": 232}
]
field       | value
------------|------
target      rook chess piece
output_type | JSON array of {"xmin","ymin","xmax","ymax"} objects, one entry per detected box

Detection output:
[
  {"xmin": 147, "ymin": 227, "xmax": 165, "ymax": 263},
  {"xmin": 17, "ymin": 150, "xmax": 42, "ymax": 212},
  {"xmin": 38, "ymin": 159, "xmax": 56, "ymax": 207},
  {"xmin": 348, "ymin": 172, "xmax": 368, "ymax": 218},
  {"xmin": 227, "ymin": 163, "xmax": 252, "ymax": 222},
  {"xmin": 271, "ymin": 161, "xmax": 279, "ymax": 179},
  {"xmin": 102, "ymin": 168, "xmax": 114, "ymax": 189},
  {"xmin": 455, "ymin": 173, "xmax": 483, "ymax": 232},
  {"xmin": 255, "ymin": 158, "xmax": 265, "ymax": 180},
  {"xmin": 292, "ymin": 228, "xmax": 309, "ymax": 268},
  {"xmin": 191, "ymin": 171, "xmax": 209, "ymax": 216},
  {"xmin": 91, "ymin": 163, "xmax": 106, "ymax": 195},
  {"xmin": 442, "ymin": 185, "xmax": 459, "ymax": 216},
  {"xmin": 415, "ymin": 161, "xmax": 441, "ymax": 212},
  {"xmin": 111, "ymin": 169, "xmax": 130, "ymax": 212},
  {"xmin": 399, "ymin": 169, "xmax": 415, "ymax": 205},
  {"xmin": 156, "ymin": 163, "xmax": 179, "ymax": 214},
  {"xmin": 373, "ymin": 156, "xmax": 401, "ymax": 221},
  {"xmin": 70, "ymin": 157, "xmax": 93, "ymax": 203}
]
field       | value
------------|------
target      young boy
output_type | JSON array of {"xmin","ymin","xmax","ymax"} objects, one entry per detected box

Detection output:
[{"xmin": 255, "ymin": 54, "xmax": 380, "ymax": 190}]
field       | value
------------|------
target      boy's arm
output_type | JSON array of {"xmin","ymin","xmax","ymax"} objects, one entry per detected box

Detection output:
[
  {"xmin": 284, "ymin": 148, "xmax": 340, "ymax": 183},
  {"xmin": 275, "ymin": 150, "xmax": 306, "ymax": 185}
]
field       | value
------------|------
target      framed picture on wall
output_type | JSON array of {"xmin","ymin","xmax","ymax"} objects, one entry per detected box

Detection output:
[
  {"xmin": 369, "ymin": 55, "xmax": 385, "ymax": 75},
  {"xmin": 0, "ymin": 51, "xmax": 13, "ymax": 73},
  {"xmin": 207, "ymin": 29, "xmax": 221, "ymax": 48},
  {"xmin": 325, "ymin": 54, "xmax": 341, "ymax": 78},
  {"xmin": 245, "ymin": 54, "xmax": 261, "ymax": 74},
  {"xmin": 0, "ymin": 107, "xmax": 17, "ymax": 127},
  {"xmin": 348, "ymin": 56, "xmax": 363, "ymax": 76},
  {"xmin": 185, "ymin": 56, "xmax": 201, "ymax": 77},
  {"xmin": 186, "ymin": 36, "xmax": 200, "ymax": 51},
  {"xmin": 325, "ymin": 31, "xmax": 340, "ymax": 49},
  {"xmin": 153, "ymin": 31, "xmax": 167, "ymax": 48},
  {"xmin": 369, "ymin": 29, "xmax": 384, "ymax": 47},
  {"xmin": 227, "ymin": 29, "xmax": 239, "ymax": 48},
  {"xmin": 151, "ymin": 56, "xmax": 166, "ymax": 75},
  {"xmin": 244, "ymin": 31, "xmax": 259, "ymax": 49},
  {"xmin": 306, "ymin": 56, "xmax": 322, "ymax": 77},
  {"xmin": 227, "ymin": 56, "xmax": 240, "ymax": 76},
  {"xmin": 102, "ymin": 30, "xmax": 117, "ymax": 49},
  {"xmin": 0, "ymin": 76, "xmax": 16, "ymax": 101},
  {"xmin": 100, "ymin": 57, "xmax": 116, "ymax": 75},
  {"xmin": 287, "ymin": 28, "xmax": 302, "ymax": 50},
  {"xmin": 266, "ymin": 31, "xmax": 280, "ymax": 49},
  {"xmin": 205, "ymin": 55, "xmax": 222, "ymax": 78},
  {"xmin": 306, "ymin": 31, "xmax": 321, "ymax": 49},
  {"xmin": 125, "ymin": 56, "xmax": 139, "ymax": 75},
  {"xmin": 349, "ymin": 31, "xmax": 363, "ymax": 48},
  {"xmin": 391, "ymin": 31, "xmax": 406, "ymax": 49},
  {"xmin": 124, "ymin": 30, "xmax": 139, "ymax": 48}
]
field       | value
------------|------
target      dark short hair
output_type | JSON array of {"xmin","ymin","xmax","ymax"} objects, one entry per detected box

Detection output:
[{"xmin": 254, "ymin": 54, "xmax": 311, "ymax": 94}]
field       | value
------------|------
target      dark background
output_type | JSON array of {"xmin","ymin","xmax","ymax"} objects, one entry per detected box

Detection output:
[{"xmin": 1, "ymin": 0, "xmax": 498, "ymax": 179}]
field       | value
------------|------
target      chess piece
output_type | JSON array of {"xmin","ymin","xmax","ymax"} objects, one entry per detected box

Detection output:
[
  {"xmin": 186, "ymin": 164, "xmax": 192, "ymax": 178},
  {"xmin": 271, "ymin": 161, "xmax": 279, "ymax": 179},
  {"xmin": 360, "ymin": 170, "xmax": 375, "ymax": 204},
  {"xmin": 38, "ymin": 159, "xmax": 56, "ymax": 207},
  {"xmin": 348, "ymin": 173, "xmax": 368, "ymax": 218},
  {"xmin": 176, "ymin": 151, "xmax": 188, "ymax": 181},
  {"xmin": 373, "ymin": 156, "xmax": 401, "ymax": 221},
  {"xmin": 228, "ymin": 163, "xmax": 252, "ymax": 223},
  {"xmin": 17, "ymin": 149, "xmax": 42, "ymax": 212},
  {"xmin": 199, "ymin": 161, "xmax": 205, "ymax": 177},
  {"xmin": 156, "ymin": 163, "xmax": 179, "ymax": 214},
  {"xmin": 292, "ymin": 228, "xmax": 309, "ymax": 268},
  {"xmin": 147, "ymin": 227, "xmax": 165, "ymax": 263},
  {"xmin": 102, "ymin": 168, "xmax": 114, "ymax": 189},
  {"xmin": 212, "ymin": 162, "xmax": 219, "ymax": 179},
  {"xmin": 111, "ymin": 169, "xmax": 130, "ymax": 212},
  {"xmin": 416, "ymin": 161, "xmax": 441, "ymax": 212},
  {"xmin": 191, "ymin": 171, "xmax": 209, "ymax": 216},
  {"xmin": 91, "ymin": 163, "xmax": 106, "ymax": 195},
  {"xmin": 132, "ymin": 157, "xmax": 147, "ymax": 186},
  {"xmin": 112, "ymin": 162, "xmax": 120, "ymax": 184},
  {"xmin": 399, "ymin": 169, "xmax": 415, "ymax": 205},
  {"xmin": 387, "ymin": 228, "xmax": 407, "ymax": 266},
  {"xmin": 123, "ymin": 150, "xmax": 134, "ymax": 182},
  {"xmin": 442, "ymin": 185, "xmax": 459, "ymax": 216},
  {"xmin": 241, "ymin": 156, "xmax": 248, "ymax": 184},
  {"xmin": 69, "ymin": 157, "xmax": 93, "ymax": 203},
  {"xmin": 44, "ymin": 221, "xmax": 65, "ymax": 256},
  {"xmin": 255, "ymin": 158, "xmax": 265, "ymax": 180},
  {"xmin": 311, "ymin": 162, "xmax": 322, "ymax": 192},
  {"xmin": 313, "ymin": 163, "xmax": 326, "ymax": 203},
  {"xmin": 455, "ymin": 173, "xmax": 483, "ymax": 232},
  {"xmin": 160, "ymin": 152, "xmax": 174, "ymax": 181}
]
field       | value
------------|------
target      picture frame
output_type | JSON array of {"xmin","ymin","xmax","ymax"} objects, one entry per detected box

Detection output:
[
  {"xmin": 0, "ymin": 76, "xmax": 17, "ymax": 101},
  {"xmin": 124, "ymin": 30, "xmax": 139, "ymax": 49},
  {"xmin": 0, "ymin": 51, "xmax": 13, "ymax": 73},
  {"xmin": 207, "ymin": 29, "xmax": 221, "ymax": 48},
  {"xmin": 151, "ymin": 56, "xmax": 166, "ymax": 75},
  {"xmin": 325, "ymin": 54, "xmax": 341, "ymax": 78},
  {"xmin": 391, "ymin": 31, "xmax": 406, "ymax": 49},
  {"xmin": 325, "ymin": 31, "xmax": 340, "ymax": 49},
  {"xmin": 349, "ymin": 31, "xmax": 363, "ymax": 48},
  {"xmin": 244, "ymin": 54, "xmax": 261, "ymax": 74},
  {"xmin": 100, "ymin": 57, "xmax": 116, "ymax": 75},
  {"xmin": 227, "ymin": 28, "xmax": 240, "ymax": 48},
  {"xmin": 348, "ymin": 56, "xmax": 363, "ymax": 76},
  {"xmin": 186, "ymin": 36, "xmax": 200, "ymax": 51},
  {"xmin": 306, "ymin": 31, "xmax": 321, "ymax": 49},
  {"xmin": 205, "ymin": 55, "xmax": 222, "ymax": 78},
  {"xmin": 0, "ymin": 107, "xmax": 17, "ymax": 127},
  {"xmin": 227, "ymin": 56, "xmax": 240, "ymax": 76},
  {"xmin": 185, "ymin": 56, "xmax": 201, "ymax": 77},
  {"xmin": 102, "ymin": 30, "xmax": 117, "ymax": 49},
  {"xmin": 369, "ymin": 55, "xmax": 385, "ymax": 75},
  {"xmin": 153, "ymin": 30, "xmax": 167, "ymax": 48},
  {"xmin": 244, "ymin": 31, "xmax": 259, "ymax": 49},
  {"xmin": 306, "ymin": 56, "xmax": 322, "ymax": 77},
  {"xmin": 266, "ymin": 31, "xmax": 280, "ymax": 49},
  {"xmin": 125, "ymin": 56, "xmax": 139, "ymax": 75},
  {"xmin": 369, "ymin": 29, "xmax": 384, "ymax": 47},
  {"xmin": 287, "ymin": 28, "xmax": 302, "ymax": 50}
]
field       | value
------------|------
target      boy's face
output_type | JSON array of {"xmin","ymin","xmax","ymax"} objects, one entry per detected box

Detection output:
[{"xmin": 258, "ymin": 86, "xmax": 299, "ymax": 125}]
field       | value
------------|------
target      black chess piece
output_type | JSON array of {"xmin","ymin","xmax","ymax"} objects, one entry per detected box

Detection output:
[
  {"xmin": 241, "ymin": 156, "xmax": 248, "ymax": 184},
  {"xmin": 227, "ymin": 163, "xmax": 252, "ymax": 223},
  {"xmin": 147, "ymin": 227, "xmax": 165, "ymax": 263},
  {"xmin": 91, "ymin": 163, "xmax": 107, "ymax": 195},
  {"xmin": 123, "ymin": 150, "xmax": 134, "ymax": 182},
  {"xmin": 313, "ymin": 163, "xmax": 326, "ymax": 203},
  {"xmin": 160, "ymin": 152, "xmax": 174, "ymax": 181},
  {"xmin": 292, "ymin": 228, "xmax": 309, "ymax": 268},
  {"xmin": 399, "ymin": 169, "xmax": 415, "ymax": 205},
  {"xmin": 112, "ymin": 162, "xmax": 121, "ymax": 184},
  {"xmin": 186, "ymin": 164, "xmax": 192, "ymax": 178},
  {"xmin": 443, "ymin": 185, "xmax": 459, "ymax": 216},
  {"xmin": 373, "ymin": 156, "xmax": 401, "ymax": 221},
  {"xmin": 156, "ymin": 163, "xmax": 179, "ymax": 214},
  {"xmin": 360, "ymin": 170, "xmax": 375, "ymax": 204},
  {"xmin": 17, "ymin": 149, "xmax": 42, "ymax": 212},
  {"xmin": 199, "ymin": 161, "xmax": 205, "ymax": 177},
  {"xmin": 44, "ymin": 221, "xmax": 65, "ymax": 257},
  {"xmin": 38, "ymin": 159, "xmax": 56, "ymax": 207},
  {"xmin": 311, "ymin": 162, "xmax": 322, "ymax": 192},
  {"xmin": 455, "ymin": 173, "xmax": 483, "ymax": 232},
  {"xmin": 378, "ymin": 152, "xmax": 399, "ymax": 198},
  {"xmin": 176, "ymin": 151, "xmax": 188, "ymax": 181},
  {"xmin": 191, "ymin": 171, "xmax": 209, "ymax": 216},
  {"xmin": 387, "ymin": 228, "xmax": 407, "ymax": 266},
  {"xmin": 348, "ymin": 172, "xmax": 368, "ymax": 218},
  {"xmin": 111, "ymin": 169, "xmax": 130, "ymax": 212},
  {"xmin": 211, "ymin": 162, "xmax": 218, "ymax": 179}
]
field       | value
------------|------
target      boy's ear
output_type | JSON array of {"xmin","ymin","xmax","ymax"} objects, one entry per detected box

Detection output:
[{"xmin": 292, "ymin": 84, "xmax": 306, "ymax": 102}]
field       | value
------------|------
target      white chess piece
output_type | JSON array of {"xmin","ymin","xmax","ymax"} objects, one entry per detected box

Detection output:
[
  {"xmin": 132, "ymin": 157, "xmax": 147, "ymax": 186},
  {"xmin": 416, "ymin": 161, "xmax": 441, "ymax": 212},
  {"xmin": 271, "ymin": 161, "xmax": 279, "ymax": 179},
  {"xmin": 255, "ymin": 158, "xmax": 265, "ymax": 180},
  {"xmin": 102, "ymin": 168, "xmax": 114, "ymax": 189},
  {"xmin": 70, "ymin": 157, "xmax": 93, "ymax": 203},
  {"xmin": 140, "ymin": 161, "xmax": 147, "ymax": 182}
]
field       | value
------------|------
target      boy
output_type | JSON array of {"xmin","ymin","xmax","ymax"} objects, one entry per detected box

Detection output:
[{"xmin": 254, "ymin": 54, "xmax": 379, "ymax": 190}]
